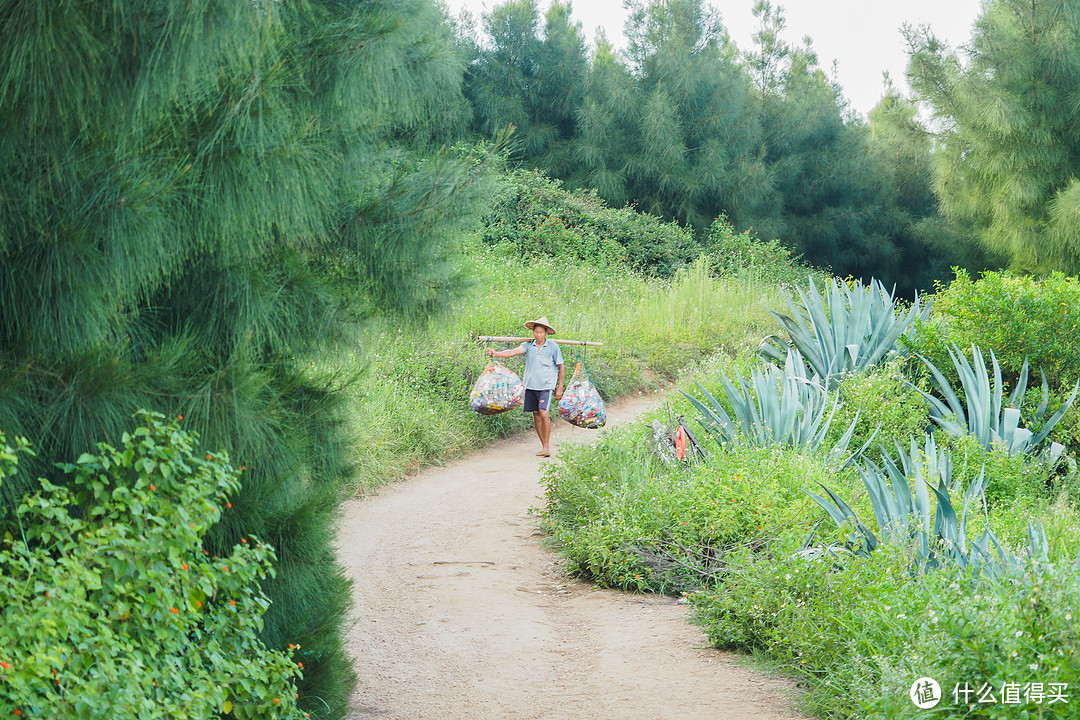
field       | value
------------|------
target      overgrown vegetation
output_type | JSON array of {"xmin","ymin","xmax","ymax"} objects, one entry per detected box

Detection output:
[
  {"xmin": 347, "ymin": 242, "xmax": 789, "ymax": 491},
  {"xmin": 542, "ymin": 260, "xmax": 1080, "ymax": 718},
  {"xmin": 0, "ymin": 415, "xmax": 305, "ymax": 719},
  {"xmin": 7, "ymin": 0, "xmax": 1080, "ymax": 717},
  {"xmin": 454, "ymin": 0, "xmax": 967, "ymax": 293}
]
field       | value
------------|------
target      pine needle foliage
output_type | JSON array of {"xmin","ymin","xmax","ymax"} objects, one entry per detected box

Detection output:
[
  {"xmin": 0, "ymin": 1, "xmax": 490, "ymax": 717},
  {"xmin": 905, "ymin": 0, "xmax": 1080, "ymax": 272}
]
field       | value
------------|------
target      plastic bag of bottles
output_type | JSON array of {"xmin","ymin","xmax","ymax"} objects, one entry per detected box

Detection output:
[
  {"xmin": 470, "ymin": 361, "xmax": 525, "ymax": 415},
  {"xmin": 558, "ymin": 363, "xmax": 606, "ymax": 429}
]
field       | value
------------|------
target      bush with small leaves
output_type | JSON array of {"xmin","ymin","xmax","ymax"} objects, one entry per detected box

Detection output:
[{"xmin": 0, "ymin": 413, "xmax": 306, "ymax": 720}]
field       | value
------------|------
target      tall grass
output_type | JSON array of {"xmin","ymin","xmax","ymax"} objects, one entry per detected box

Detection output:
[{"xmin": 340, "ymin": 243, "xmax": 785, "ymax": 492}]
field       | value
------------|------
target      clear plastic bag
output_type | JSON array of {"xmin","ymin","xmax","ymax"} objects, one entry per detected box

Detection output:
[
  {"xmin": 470, "ymin": 361, "xmax": 525, "ymax": 415},
  {"xmin": 558, "ymin": 363, "xmax": 606, "ymax": 428}
]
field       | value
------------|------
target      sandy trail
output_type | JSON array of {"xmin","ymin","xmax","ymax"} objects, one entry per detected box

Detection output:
[{"xmin": 337, "ymin": 394, "xmax": 807, "ymax": 720}]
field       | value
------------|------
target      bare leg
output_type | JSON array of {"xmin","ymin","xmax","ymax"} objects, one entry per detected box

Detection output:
[{"xmin": 533, "ymin": 410, "xmax": 551, "ymax": 456}]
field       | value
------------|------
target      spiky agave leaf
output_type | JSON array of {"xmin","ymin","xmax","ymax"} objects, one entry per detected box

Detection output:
[
  {"xmin": 759, "ymin": 277, "xmax": 931, "ymax": 382},
  {"xmin": 915, "ymin": 344, "xmax": 1079, "ymax": 457},
  {"xmin": 684, "ymin": 350, "xmax": 864, "ymax": 459}
]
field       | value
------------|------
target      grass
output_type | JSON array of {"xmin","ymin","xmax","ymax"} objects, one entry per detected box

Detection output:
[
  {"xmin": 334, "ymin": 218, "xmax": 1080, "ymax": 718},
  {"xmin": 338, "ymin": 242, "xmax": 785, "ymax": 493},
  {"xmin": 539, "ymin": 293, "xmax": 1080, "ymax": 719}
]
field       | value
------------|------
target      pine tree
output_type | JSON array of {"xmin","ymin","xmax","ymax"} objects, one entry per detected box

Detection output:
[
  {"xmin": 465, "ymin": 0, "xmax": 542, "ymax": 149},
  {"xmin": 622, "ymin": 0, "xmax": 768, "ymax": 228},
  {"xmin": 527, "ymin": 2, "xmax": 589, "ymax": 175},
  {"xmin": 0, "ymin": 1, "xmax": 487, "ymax": 717},
  {"xmin": 905, "ymin": 0, "xmax": 1080, "ymax": 271},
  {"xmin": 463, "ymin": 0, "xmax": 587, "ymax": 170},
  {"xmin": 570, "ymin": 34, "xmax": 637, "ymax": 205}
]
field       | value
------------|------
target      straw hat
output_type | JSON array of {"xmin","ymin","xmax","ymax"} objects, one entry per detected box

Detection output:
[{"xmin": 524, "ymin": 316, "xmax": 556, "ymax": 335}]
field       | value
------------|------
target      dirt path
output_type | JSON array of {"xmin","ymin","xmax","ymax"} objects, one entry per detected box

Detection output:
[{"xmin": 337, "ymin": 395, "xmax": 808, "ymax": 720}]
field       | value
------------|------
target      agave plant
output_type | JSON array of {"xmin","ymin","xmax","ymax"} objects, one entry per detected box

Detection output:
[
  {"xmin": 759, "ymin": 277, "xmax": 931, "ymax": 382},
  {"xmin": 801, "ymin": 436, "xmax": 1054, "ymax": 579},
  {"xmin": 915, "ymin": 344, "xmax": 1078, "ymax": 463},
  {"xmin": 683, "ymin": 350, "xmax": 869, "ymax": 463}
]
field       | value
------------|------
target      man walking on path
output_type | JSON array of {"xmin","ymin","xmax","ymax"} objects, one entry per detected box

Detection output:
[{"xmin": 487, "ymin": 316, "xmax": 565, "ymax": 457}]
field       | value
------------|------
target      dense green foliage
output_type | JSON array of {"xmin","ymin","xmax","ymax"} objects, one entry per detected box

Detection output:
[
  {"xmin": 454, "ymin": 0, "xmax": 976, "ymax": 293},
  {"xmin": 479, "ymin": 168, "xmax": 697, "ymax": 276},
  {"xmin": 0, "ymin": 2, "xmax": 490, "ymax": 715},
  {"xmin": 542, "ymin": 258, "xmax": 1080, "ymax": 717},
  {"xmin": 0, "ymin": 415, "xmax": 305, "ymax": 719},
  {"xmin": 693, "ymin": 545, "xmax": 1079, "ymax": 718},
  {"xmin": 909, "ymin": 269, "xmax": 1080, "ymax": 390},
  {"xmin": 906, "ymin": 269, "xmax": 1080, "ymax": 451},
  {"xmin": 905, "ymin": 0, "xmax": 1080, "ymax": 272}
]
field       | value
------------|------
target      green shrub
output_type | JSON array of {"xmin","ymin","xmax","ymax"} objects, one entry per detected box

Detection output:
[
  {"xmin": 703, "ymin": 215, "xmax": 822, "ymax": 288},
  {"xmin": 0, "ymin": 414, "xmax": 305, "ymax": 720},
  {"xmin": 829, "ymin": 364, "xmax": 930, "ymax": 452},
  {"xmin": 541, "ymin": 423, "xmax": 834, "ymax": 594},
  {"xmin": 908, "ymin": 269, "xmax": 1080, "ymax": 392},
  {"xmin": 690, "ymin": 546, "xmax": 1080, "ymax": 719},
  {"xmin": 481, "ymin": 168, "xmax": 697, "ymax": 277},
  {"xmin": 941, "ymin": 431, "xmax": 1069, "ymax": 508}
]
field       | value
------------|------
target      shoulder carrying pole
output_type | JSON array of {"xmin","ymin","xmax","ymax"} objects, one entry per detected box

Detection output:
[{"xmin": 476, "ymin": 335, "xmax": 602, "ymax": 347}]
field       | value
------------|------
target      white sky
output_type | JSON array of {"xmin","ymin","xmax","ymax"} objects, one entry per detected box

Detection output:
[{"xmin": 443, "ymin": 0, "xmax": 984, "ymax": 118}]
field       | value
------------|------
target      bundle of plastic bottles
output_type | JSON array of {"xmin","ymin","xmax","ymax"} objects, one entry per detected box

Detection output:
[
  {"xmin": 558, "ymin": 363, "xmax": 606, "ymax": 428},
  {"xmin": 470, "ymin": 361, "xmax": 524, "ymax": 415}
]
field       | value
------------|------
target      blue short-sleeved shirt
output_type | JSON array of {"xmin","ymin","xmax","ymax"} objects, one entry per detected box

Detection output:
[{"xmin": 519, "ymin": 340, "xmax": 564, "ymax": 390}]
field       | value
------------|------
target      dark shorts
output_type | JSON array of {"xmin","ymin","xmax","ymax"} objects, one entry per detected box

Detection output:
[{"xmin": 524, "ymin": 389, "xmax": 552, "ymax": 412}]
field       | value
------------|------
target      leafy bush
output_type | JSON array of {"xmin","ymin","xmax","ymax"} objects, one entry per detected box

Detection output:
[
  {"xmin": 480, "ymin": 168, "xmax": 697, "ymax": 276},
  {"xmin": 908, "ymin": 269, "xmax": 1080, "ymax": 390},
  {"xmin": 690, "ymin": 546, "xmax": 1080, "ymax": 719},
  {"xmin": 759, "ymin": 277, "xmax": 932, "ymax": 383},
  {"xmin": 541, "ymin": 423, "xmax": 833, "ymax": 594},
  {"xmin": 703, "ymin": 215, "xmax": 822, "ymax": 287},
  {"xmin": 828, "ymin": 363, "xmax": 929, "ymax": 452},
  {"xmin": 0, "ymin": 414, "xmax": 305, "ymax": 720},
  {"xmin": 940, "ymin": 430, "xmax": 1069, "ymax": 509}
]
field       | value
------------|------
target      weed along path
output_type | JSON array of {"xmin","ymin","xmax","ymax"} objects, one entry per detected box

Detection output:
[{"xmin": 337, "ymin": 395, "xmax": 807, "ymax": 720}]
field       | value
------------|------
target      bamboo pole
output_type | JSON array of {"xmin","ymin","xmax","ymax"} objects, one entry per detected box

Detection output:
[{"xmin": 477, "ymin": 335, "xmax": 603, "ymax": 347}]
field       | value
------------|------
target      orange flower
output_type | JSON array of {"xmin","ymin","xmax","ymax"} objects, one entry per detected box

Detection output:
[
  {"xmin": 273, "ymin": 699, "xmax": 280, "ymax": 704},
  {"xmin": 226, "ymin": 502, "xmax": 232, "ymax": 509},
  {"xmin": 206, "ymin": 454, "xmax": 212, "ymax": 460},
  {"xmin": 230, "ymin": 599, "xmax": 236, "ymax": 606},
  {"xmin": 1, "ymin": 660, "xmax": 11, "ymax": 670},
  {"xmin": 182, "ymin": 563, "xmax": 189, "ymax": 571},
  {"xmin": 177, "ymin": 414, "xmax": 183, "ymax": 420},
  {"xmin": 170, "ymin": 607, "xmax": 179, "ymax": 614},
  {"xmin": 149, "ymin": 485, "xmax": 156, "ymax": 491}
]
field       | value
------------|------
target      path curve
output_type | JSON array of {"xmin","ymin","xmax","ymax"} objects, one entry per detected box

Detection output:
[{"xmin": 337, "ymin": 394, "xmax": 807, "ymax": 720}]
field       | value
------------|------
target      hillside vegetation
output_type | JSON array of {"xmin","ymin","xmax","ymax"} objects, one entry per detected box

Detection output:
[
  {"xmin": 5, "ymin": 1, "xmax": 1080, "ymax": 718},
  {"xmin": 542, "ymin": 270, "xmax": 1080, "ymax": 718}
]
